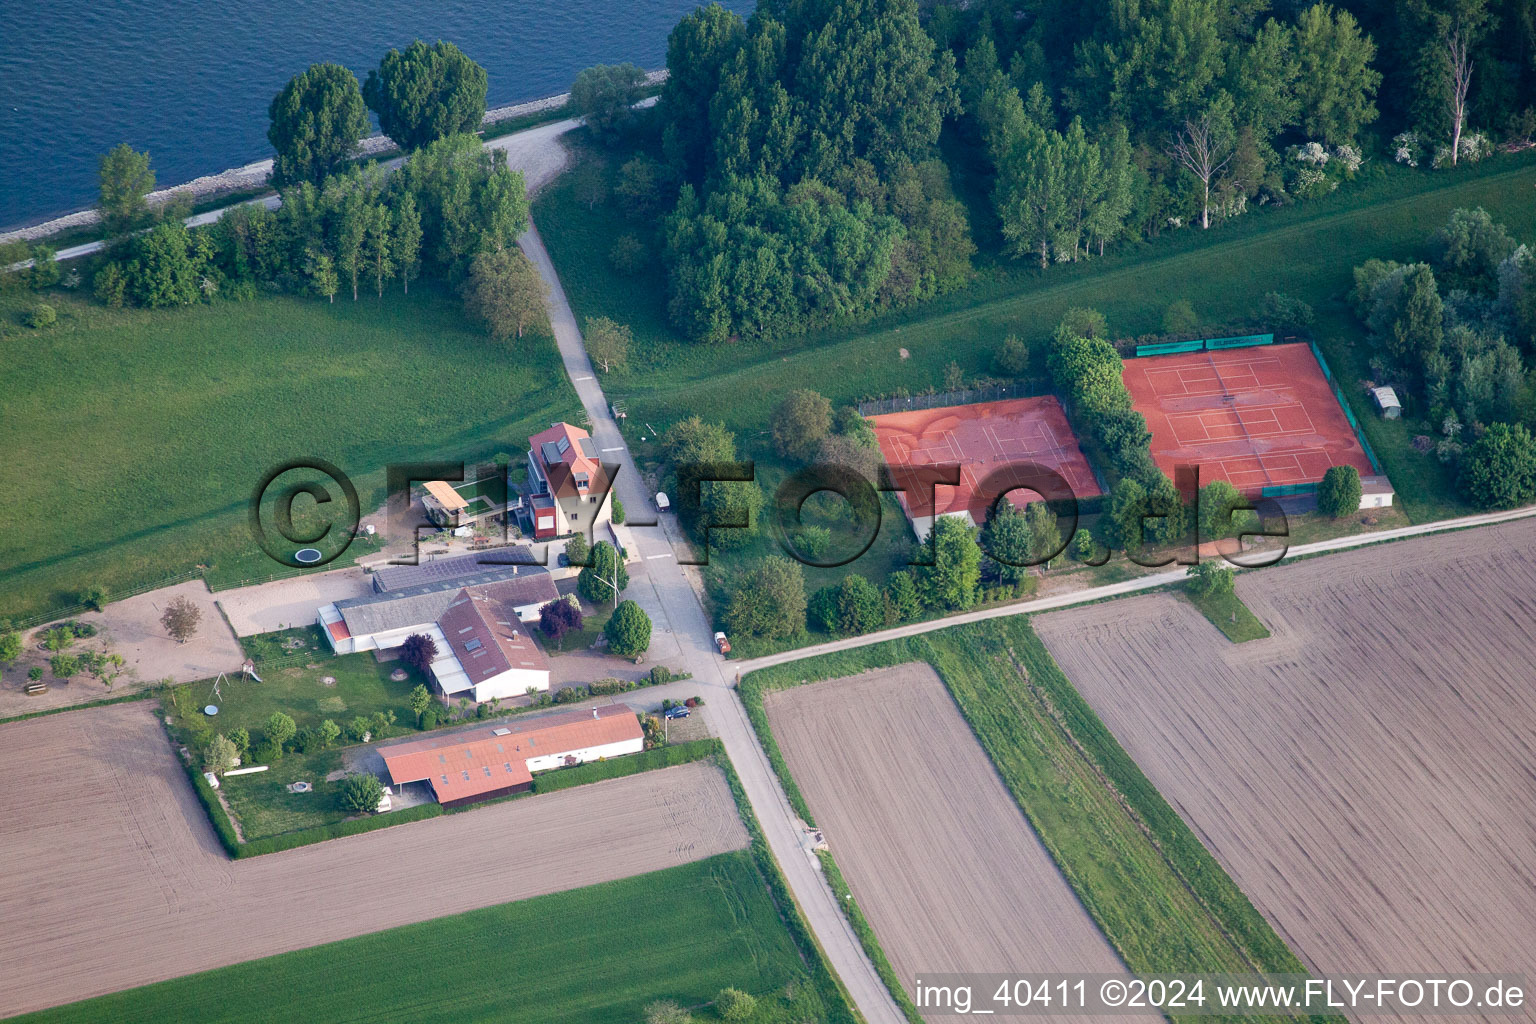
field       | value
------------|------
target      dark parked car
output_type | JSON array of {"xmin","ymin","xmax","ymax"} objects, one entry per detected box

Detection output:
[{"xmin": 664, "ymin": 706, "xmax": 690, "ymax": 720}]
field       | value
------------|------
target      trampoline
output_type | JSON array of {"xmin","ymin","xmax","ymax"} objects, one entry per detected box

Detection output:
[{"xmin": 293, "ymin": 547, "xmax": 323, "ymax": 564}]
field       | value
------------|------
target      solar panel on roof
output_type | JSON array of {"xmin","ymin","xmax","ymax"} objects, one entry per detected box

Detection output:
[
  {"xmin": 464, "ymin": 637, "xmax": 483, "ymax": 652},
  {"xmin": 556, "ymin": 437, "xmax": 570, "ymax": 454}
]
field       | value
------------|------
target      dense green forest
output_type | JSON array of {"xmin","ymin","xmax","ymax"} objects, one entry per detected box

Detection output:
[{"xmin": 614, "ymin": 0, "xmax": 1534, "ymax": 343}]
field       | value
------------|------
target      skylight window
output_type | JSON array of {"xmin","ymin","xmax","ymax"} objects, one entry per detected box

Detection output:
[{"xmin": 464, "ymin": 638, "xmax": 483, "ymax": 652}]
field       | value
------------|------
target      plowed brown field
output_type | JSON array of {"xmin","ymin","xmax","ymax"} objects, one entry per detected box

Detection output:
[
  {"xmin": 764, "ymin": 664, "xmax": 1145, "ymax": 1021},
  {"xmin": 1035, "ymin": 517, "xmax": 1536, "ymax": 1019},
  {"xmin": 0, "ymin": 702, "xmax": 746, "ymax": 1018}
]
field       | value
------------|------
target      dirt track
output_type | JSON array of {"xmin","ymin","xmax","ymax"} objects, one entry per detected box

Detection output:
[
  {"xmin": 765, "ymin": 664, "xmax": 1139, "ymax": 1021},
  {"xmin": 1035, "ymin": 517, "xmax": 1536, "ymax": 1019},
  {"xmin": 0, "ymin": 703, "xmax": 746, "ymax": 1018}
]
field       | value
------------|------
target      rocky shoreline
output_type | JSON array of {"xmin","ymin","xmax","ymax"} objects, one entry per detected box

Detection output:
[{"xmin": 0, "ymin": 69, "xmax": 665, "ymax": 245}]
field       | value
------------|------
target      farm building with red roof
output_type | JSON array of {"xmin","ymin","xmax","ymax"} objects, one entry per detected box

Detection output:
[{"xmin": 379, "ymin": 705, "xmax": 644, "ymax": 807}]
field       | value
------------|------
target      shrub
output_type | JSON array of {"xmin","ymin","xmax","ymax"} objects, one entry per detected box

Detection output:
[
  {"xmin": 228, "ymin": 727, "xmax": 250, "ymax": 758},
  {"xmin": 604, "ymin": 599, "xmax": 652, "ymax": 658},
  {"xmin": 1261, "ymin": 291, "xmax": 1315, "ymax": 333},
  {"xmin": 611, "ymin": 497, "xmax": 625, "ymax": 524},
  {"xmin": 1316, "ymin": 465, "xmax": 1363, "ymax": 518},
  {"xmin": 27, "ymin": 666, "xmax": 44, "ymax": 683},
  {"xmin": 338, "ymin": 772, "xmax": 386, "ymax": 814},
  {"xmin": 608, "ymin": 233, "xmax": 647, "ymax": 275},
  {"xmin": 1163, "ymin": 299, "xmax": 1200, "ymax": 336},
  {"xmin": 882, "ymin": 570, "xmax": 922, "ymax": 624},
  {"xmin": 347, "ymin": 715, "xmax": 372, "ymax": 742},
  {"xmin": 77, "ymin": 584, "xmax": 109, "ymax": 611},
  {"xmin": 292, "ymin": 727, "xmax": 320, "ymax": 754},
  {"xmin": 643, "ymin": 999, "xmax": 694, "ymax": 1024},
  {"xmin": 419, "ymin": 708, "xmax": 439, "ymax": 731},
  {"xmin": 252, "ymin": 739, "xmax": 283, "ymax": 763},
  {"xmin": 1459, "ymin": 422, "xmax": 1536, "ymax": 509},
  {"xmin": 27, "ymin": 303, "xmax": 56, "ymax": 328},
  {"xmin": 203, "ymin": 734, "xmax": 238, "ymax": 774},
  {"xmin": 770, "ymin": 389, "xmax": 833, "ymax": 461},
  {"xmin": 553, "ymin": 684, "xmax": 589, "ymax": 704},
  {"xmin": 1186, "ymin": 561, "xmax": 1236, "ymax": 598},
  {"xmin": 995, "ymin": 333, "xmax": 1030, "ymax": 376},
  {"xmin": 265, "ymin": 711, "xmax": 297, "ymax": 750},
  {"xmin": 716, "ymin": 988, "xmax": 757, "ymax": 1022},
  {"xmin": 49, "ymin": 653, "xmax": 80, "ymax": 678}
]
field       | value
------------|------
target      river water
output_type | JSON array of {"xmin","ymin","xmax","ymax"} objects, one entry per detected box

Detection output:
[{"xmin": 0, "ymin": 0, "xmax": 751, "ymax": 229}]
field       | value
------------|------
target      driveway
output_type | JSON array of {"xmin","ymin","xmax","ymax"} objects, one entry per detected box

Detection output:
[{"xmin": 215, "ymin": 566, "xmax": 373, "ymax": 638}]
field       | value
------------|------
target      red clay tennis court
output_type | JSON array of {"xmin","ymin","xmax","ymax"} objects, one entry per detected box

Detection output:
[
  {"xmin": 1123, "ymin": 342, "xmax": 1376, "ymax": 493},
  {"xmin": 870, "ymin": 396, "xmax": 1102, "ymax": 530}
]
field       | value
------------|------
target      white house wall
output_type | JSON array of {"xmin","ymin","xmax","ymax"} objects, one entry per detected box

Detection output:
[
  {"xmin": 525, "ymin": 736, "xmax": 643, "ymax": 773},
  {"xmin": 469, "ymin": 666, "xmax": 550, "ymax": 702}
]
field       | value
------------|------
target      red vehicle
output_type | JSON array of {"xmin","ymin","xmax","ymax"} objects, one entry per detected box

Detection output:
[{"xmin": 713, "ymin": 631, "xmax": 731, "ymax": 655}]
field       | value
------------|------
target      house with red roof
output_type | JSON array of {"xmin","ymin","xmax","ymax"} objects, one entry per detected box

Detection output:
[
  {"xmin": 378, "ymin": 705, "xmax": 644, "ymax": 807},
  {"xmin": 525, "ymin": 422, "xmax": 612, "ymax": 539}
]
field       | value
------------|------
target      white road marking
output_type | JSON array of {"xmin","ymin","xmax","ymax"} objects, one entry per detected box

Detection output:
[
  {"xmin": 572, "ymin": 375, "xmax": 594, "ymax": 382},
  {"xmin": 601, "ymin": 446, "xmax": 624, "ymax": 452},
  {"xmin": 647, "ymin": 553, "xmax": 673, "ymax": 560}
]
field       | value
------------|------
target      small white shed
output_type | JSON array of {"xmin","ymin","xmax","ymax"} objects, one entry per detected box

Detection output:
[{"xmin": 1371, "ymin": 386, "xmax": 1402, "ymax": 419}]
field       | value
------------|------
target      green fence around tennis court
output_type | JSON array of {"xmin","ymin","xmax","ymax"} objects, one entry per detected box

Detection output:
[
  {"xmin": 1134, "ymin": 339, "xmax": 1205, "ymax": 357},
  {"xmin": 1204, "ymin": 332, "xmax": 1274, "ymax": 350},
  {"xmin": 1308, "ymin": 340, "xmax": 1385, "ymax": 475},
  {"xmin": 1134, "ymin": 333, "xmax": 1274, "ymax": 357},
  {"xmin": 1261, "ymin": 481, "xmax": 1319, "ymax": 498}
]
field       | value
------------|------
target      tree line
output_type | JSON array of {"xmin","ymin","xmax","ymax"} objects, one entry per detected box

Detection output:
[
  {"xmin": 578, "ymin": 0, "xmax": 1536, "ymax": 345},
  {"xmin": 655, "ymin": 0, "xmax": 974, "ymax": 343},
  {"xmin": 73, "ymin": 41, "xmax": 556, "ymax": 339},
  {"xmin": 1351, "ymin": 205, "xmax": 1536, "ymax": 508}
]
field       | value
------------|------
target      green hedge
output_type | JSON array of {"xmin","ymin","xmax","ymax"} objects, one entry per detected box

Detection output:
[
  {"xmin": 236, "ymin": 802, "xmax": 445, "ymax": 858},
  {"xmin": 185, "ymin": 763, "xmax": 241, "ymax": 857},
  {"xmin": 529, "ymin": 739, "xmax": 720, "ymax": 794},
  {"xmin": 0, "ymin": 691, "xmax": 153, "ymax": 727}
]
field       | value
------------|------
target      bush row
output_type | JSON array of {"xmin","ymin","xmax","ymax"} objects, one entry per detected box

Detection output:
[
  {"xmin": 236, "ymin": 802, "xmax": 446, "ymax": 858},
  {"xmin": 528, "ymin": 738, "xmax": 719, "ymax": 794}
]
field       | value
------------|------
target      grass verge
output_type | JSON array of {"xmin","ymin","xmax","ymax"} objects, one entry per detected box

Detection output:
[
  {"xmin": 741, "ymin": 618, "xmax": 1321, "ymax": 1023},
  {"xmin": 1184, "ymin": 588, "xmax": 1273, "ymax": 643}
]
